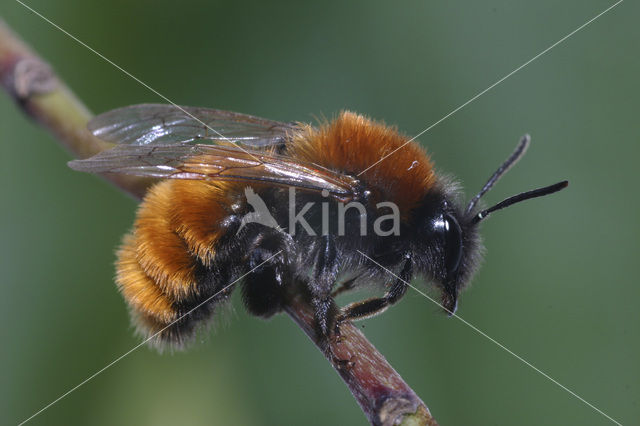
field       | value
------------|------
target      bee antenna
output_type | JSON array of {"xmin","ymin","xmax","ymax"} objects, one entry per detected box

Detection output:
[
  {"xmin": 472, "ymin": 180, "xmax": 568, "ymax": 224},
  {"xmin": 466, "ymin": 134, "xmax": 530, "ymax": 214}
]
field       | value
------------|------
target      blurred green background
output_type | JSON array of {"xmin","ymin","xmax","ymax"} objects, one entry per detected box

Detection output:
[{"xmin": 1, "ymin": 1, "xmax": 638, "ymax": 425}]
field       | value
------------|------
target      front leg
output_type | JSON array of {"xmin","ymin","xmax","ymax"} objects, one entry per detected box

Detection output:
[
  {"xmin": 309, "ymin": 235, "xmax": 340, "ymax": 346},
  {"xmin": 338, "ymin": 256, "xmax": 413, "ymax": 324}
]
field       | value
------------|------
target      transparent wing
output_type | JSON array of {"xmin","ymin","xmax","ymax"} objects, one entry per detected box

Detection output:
[
  {"xmin": 68, "ymin": 144, "xmax": 360, "ymax": 200},
  {"xmin": 88, "ymin": 104, "xmax": 302, "ymax": 148}
]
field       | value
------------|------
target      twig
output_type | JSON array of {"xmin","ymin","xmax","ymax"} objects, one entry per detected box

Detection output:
[
  {"xmin": 0, "ymin": 20, "xmax": 153, "ymax": 199},
  {"xmin": 285, "ymin": 282, "xmax": 437, "ymax": 426},
  {"xmin": 0, "ymin": 18, "xmax": 438, "ymax": 426}
]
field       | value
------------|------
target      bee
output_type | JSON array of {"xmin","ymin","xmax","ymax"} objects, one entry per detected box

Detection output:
[{"xmin": 70, "ymin": 104, "xmax": 567, "ymax": 348}]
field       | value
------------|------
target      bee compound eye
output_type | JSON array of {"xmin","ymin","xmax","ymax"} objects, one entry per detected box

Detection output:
[
  {"xmin": 443, "ymin": 213, "xmax": 463, "ymax": 275},
  {"xmin": 433, "ymin": 213, "xmax": 463, "ymax": 275}
]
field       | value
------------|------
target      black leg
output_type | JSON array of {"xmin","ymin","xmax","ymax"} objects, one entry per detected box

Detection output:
[
  {"xmin": 338, "ymin": 257, "xmax": 412, "ymax": 323},
  {"xmin": 242, "ymin": 259, "xmax": 284, "ymax": 318},
  {"xmin": 331, "ymin": 276, "xmax": 359, "ymax": 298},
  {"xmin": 309, "ymin": 235, "xmax": 340, "ymax": 345},
  {"xmin": 241, "ymin": 233, "xmax": 289, "ymax": 318}
]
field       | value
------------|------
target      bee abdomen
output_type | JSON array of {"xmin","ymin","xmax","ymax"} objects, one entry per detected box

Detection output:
[
  {"xmin": 116, "ymin": 233, "xmax": 180, "ymax": 345},
  {"xmin": 115, "ymin": 180, "xmax": 240, "ymax": 349}
]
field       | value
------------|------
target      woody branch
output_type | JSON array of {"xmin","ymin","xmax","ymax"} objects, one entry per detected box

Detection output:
[{"xmin": 0, "ymin": 18, "xmax": 437, "ymax": 426}]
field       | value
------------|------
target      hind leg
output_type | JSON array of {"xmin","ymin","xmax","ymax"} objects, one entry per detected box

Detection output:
[
  {"xmin": 242, "ymin": 261, "xmax": 285, "ymax": 318},
  {"xmin": 241, "ymin": 232, "xmax": 291, "ymax": 318}
]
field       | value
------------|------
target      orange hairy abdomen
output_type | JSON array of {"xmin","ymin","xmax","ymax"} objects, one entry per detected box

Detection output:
[{"xmin": 115, "ymin": 179, "xmax": 242, "ymax": 343}]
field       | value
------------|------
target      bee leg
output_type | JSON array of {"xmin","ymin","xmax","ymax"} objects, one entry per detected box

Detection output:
[
  {"xmin": 242, "ymin": 234, "xmax": 288, "ymax": 318},
  {"xmin": 336, "ymin": 257, "xmax": 413, "ymax": 329},
  {"xmin": 331, "ymin": 276, "xmax": 359, "ymax": 298},
  {"xmin": 310, "ymin": 235, "xmax": 340, "ymax": 350}
]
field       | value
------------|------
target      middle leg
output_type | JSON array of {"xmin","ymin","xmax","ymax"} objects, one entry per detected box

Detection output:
[{"xmin": 309, "ymin": 235, "xmax": 340, "ymax": 348}]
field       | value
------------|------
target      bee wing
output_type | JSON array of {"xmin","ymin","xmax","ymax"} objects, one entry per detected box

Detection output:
[
  {"xmin": 87, "ymin": 104, "xmax": 302, "ymax": 148},
  {"xmin": 68, "ymin": 144, "xmax": 360, "ymax": 200}
]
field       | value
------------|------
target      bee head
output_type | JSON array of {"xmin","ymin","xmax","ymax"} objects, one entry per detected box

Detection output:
[
  {"xmin": 413, "ymin": 196, "xmax": 480, "ymax": 315},
  {"xmin": 414, "ymin": 135, "xmax": 567, "ymax": 315}
]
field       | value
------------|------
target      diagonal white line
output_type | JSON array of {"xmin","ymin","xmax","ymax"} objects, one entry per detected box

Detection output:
[
  {"xmin": 357, "ymin": 250, "xmax": 623, "ymax": 426},
  {"xmin": 12, "ymin": 1, "xmax": 625, "ymax": 425},
  {"xmin": 358, "ymin": 0, "xmax": 623, "ymax": 177},
  {"xmin": 18, "ymin": 250, "xmax": 283, "ymax": 426},
  {"xmin": 15, "ymin": 0, "xmax": 265, "ymax": 163}
]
